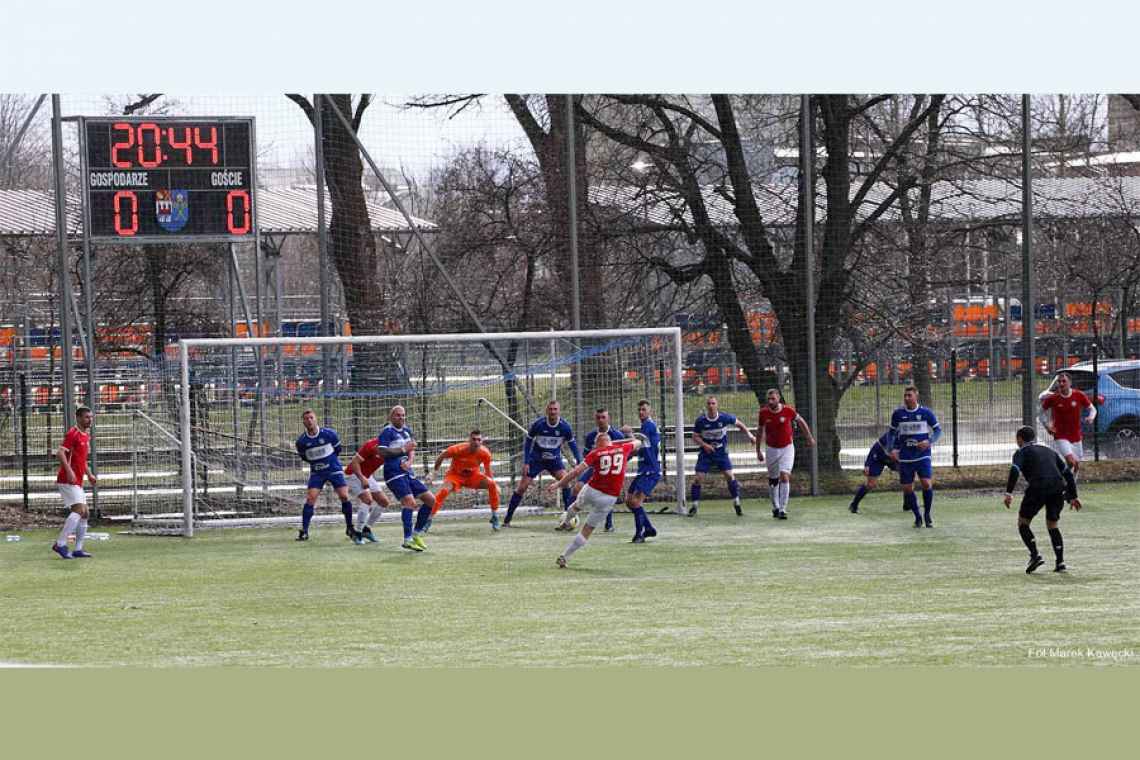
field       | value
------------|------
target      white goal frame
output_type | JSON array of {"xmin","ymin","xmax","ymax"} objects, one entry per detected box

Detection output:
[{"xmin": 177, "ymin": 327, "xmax": 686, "ymax": 537}]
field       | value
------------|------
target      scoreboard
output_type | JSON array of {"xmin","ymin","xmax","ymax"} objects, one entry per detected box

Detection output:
[{"xmin": 81, "ymin": 117, "xmax": 256, "ymax": 243}]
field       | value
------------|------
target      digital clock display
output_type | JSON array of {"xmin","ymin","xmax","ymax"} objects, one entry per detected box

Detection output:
[{"xmin": 82, "ymin": 117, "xmax": 256, "ymax": 242}]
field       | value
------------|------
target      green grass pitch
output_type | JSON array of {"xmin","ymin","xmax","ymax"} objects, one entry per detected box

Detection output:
[{"xmin": 2, "ymin": 482, "xmax": 1137, "ymax": 667}]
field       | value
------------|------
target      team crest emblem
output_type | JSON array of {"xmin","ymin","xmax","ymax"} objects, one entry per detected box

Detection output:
[{"xmin": 156, "ymin": 189, "xmax": 190, "ymax": 232}]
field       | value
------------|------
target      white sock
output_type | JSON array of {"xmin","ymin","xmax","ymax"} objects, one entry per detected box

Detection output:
[
  {"xmin": 778, "ymin": 481, "xmax": 790, "ymax": 511},
  {"xmin": 356, "ymin": 505, "xmax": 369, "ymax": 531},
  {"xmin": 75, "ymin": 519, "xmax": 88, "ymax": 551},
  {"xmin": 367, "ymin": 505, "xmax": 384, "ymax": 527},
  {"xmin": 57, "ymin": 512, "xmax": 81, "ymax": 547},
  {"xmin": 563, "ymin": 533, "xmax": 588, "ymax": 558}
]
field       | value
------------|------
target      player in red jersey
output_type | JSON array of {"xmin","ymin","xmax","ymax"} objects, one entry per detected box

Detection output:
[
  {"xmin": 52, "ymin": 407, "xmax": 97, "ymax": 559},
  {"xmin": 756, "ymin": 388, "xmax": 815, "ymax": 519},
  {"xmin": 547, "ymin": 432, "xmax": 643, "ymax": 567},
  {"xmin": 1038, "ymin": 372, "xmax": 1096, "ymax": 475},
  {"xmin": 344, "ymin": 438, "xmax": 393, "ymax": 544}
]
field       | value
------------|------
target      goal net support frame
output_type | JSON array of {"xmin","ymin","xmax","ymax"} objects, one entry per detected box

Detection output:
[{"xmin": 176, "ymin": 328, "xmax": 686, "ymax": 537}]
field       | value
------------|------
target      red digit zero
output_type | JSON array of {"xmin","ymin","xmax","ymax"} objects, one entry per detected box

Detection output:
[
  {"xmin": 113, "ymin": 191, "xmax": 138, "ymax": 236},
  {"xmin": 136, "ymin": 122, "xmax": 162, "ymax": 168},
  {"xmin": 226, "ymin": 190, "xmax": 251, "ymax": 234}
]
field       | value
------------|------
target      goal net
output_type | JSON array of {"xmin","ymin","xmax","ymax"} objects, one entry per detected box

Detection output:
[{"xmin": 155, "ymin": 328, "xmax": 684, "ymax": 536}]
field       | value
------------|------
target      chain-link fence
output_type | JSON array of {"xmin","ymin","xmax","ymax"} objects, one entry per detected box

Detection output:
[{"xmin": 3, "ymin": 93, "xmax": 1139, "ymax": 520}]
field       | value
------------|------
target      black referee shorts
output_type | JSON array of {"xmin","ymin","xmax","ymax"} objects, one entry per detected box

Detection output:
[{"xmin": 1018, "ymin": 486, "xmax": 1065, "ymax": 522}]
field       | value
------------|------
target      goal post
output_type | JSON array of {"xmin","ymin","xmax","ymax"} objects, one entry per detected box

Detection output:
[{"xmin": 173, "ymin": 328, "xmax": 686, "ymax": 537}]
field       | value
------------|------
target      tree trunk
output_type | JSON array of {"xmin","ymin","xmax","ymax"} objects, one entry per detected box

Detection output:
[{"xmin": 318, "ymin": 95, "xmax": 402, "ymax": 395}]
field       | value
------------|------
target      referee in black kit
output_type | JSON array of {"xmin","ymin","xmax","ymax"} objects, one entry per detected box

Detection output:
[{"xmin": 1003, "ymin": 426, "xmax": 1082, "ymax": 574}]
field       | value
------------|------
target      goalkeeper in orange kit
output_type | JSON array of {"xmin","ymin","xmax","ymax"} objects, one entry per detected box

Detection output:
[{"xmin": 430, "ymin": 429, "xmax": 502, "ymax": 531}]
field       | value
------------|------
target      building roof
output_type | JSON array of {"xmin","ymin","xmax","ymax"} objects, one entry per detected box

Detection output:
[
  {"xmin": 0, "ymin": 185, "xmax": 435, "ymax": 238},
  {"xmin": 591, "ymin": 176, "xmax": 1140, "ymax": 229}
]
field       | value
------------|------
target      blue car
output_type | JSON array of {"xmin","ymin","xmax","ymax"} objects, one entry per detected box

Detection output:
[{"xmin": 1039, "ymin": 360, "xmax": 1140, "ymax": 458}]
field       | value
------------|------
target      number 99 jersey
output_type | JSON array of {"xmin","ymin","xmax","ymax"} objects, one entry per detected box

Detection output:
[{"xmin": 584, "ymin": 440, "xmax": 637, "ymax": 497}]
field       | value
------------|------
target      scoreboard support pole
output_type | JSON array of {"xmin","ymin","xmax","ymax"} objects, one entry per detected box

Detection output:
[
  {"xmin": 51, "ymin": 94, "xmax": 76, "ymax": 430},
  {"xmin": 77, "ymin": 120, "xmax": 101, "ymax": 515}
]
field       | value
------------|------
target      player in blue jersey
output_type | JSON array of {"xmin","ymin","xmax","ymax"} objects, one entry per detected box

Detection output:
[
  {"xmin": 563, "ymin": 408, "xmax": 626, "ymax": 533},
  {"xmin": 689, "ymin": 396, "xmax": 755, "ymax": 516},
  {"xmin": 624, "ymin": 399, "xmax": 661, "ymax": 543},
  {"xmin": 885, "ymin": 386, "xmax": 942, "ymax": 528},
  {"xmin": 847, "ymin": 430, "xmax": 898, "ymax": 513},
  {"xmin": 503, "ymin": 399, "xmax": 581, "ymax": 527},
  {"xmin": 377, "ymin": 405, "xmax": 437, "ymax": 551},
  {"xmin": 294, "ymin": 409, "xmax": 361, "ymax": 543}
]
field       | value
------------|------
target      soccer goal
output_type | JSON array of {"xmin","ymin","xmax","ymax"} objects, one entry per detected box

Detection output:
[{"xmin": 157, "ymin": 328, "xmax": 685, "ymax": 536}]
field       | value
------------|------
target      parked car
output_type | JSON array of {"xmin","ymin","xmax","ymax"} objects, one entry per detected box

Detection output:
[{"xmin": 1039, "ymin": 360, "xmax": 1140, "ymax": 459}]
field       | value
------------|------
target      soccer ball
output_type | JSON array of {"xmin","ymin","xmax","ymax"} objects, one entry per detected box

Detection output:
[{"xmin": 557, "ymin": 510, "xmax": 579, "ymax": 531}]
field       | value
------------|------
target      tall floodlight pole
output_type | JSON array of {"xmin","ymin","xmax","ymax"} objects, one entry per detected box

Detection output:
[
  {"xmin": 801, "ymin": 95, "xmax": 819, "ymax": 495},
  {"xmin": 1022, "ymin": 94, "xmax": 1036, "ymax": 427},
  {"xmin": 51, "ymin": 94, "xmax": 75, "ymax": 429},
  {"xmin": 566, "ymin": 95, "xmax": 584, "ymax": 434}
]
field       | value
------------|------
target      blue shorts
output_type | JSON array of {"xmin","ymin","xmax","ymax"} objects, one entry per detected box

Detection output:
[
  {"xmin": 387, "ymin": 473, "xmax": 429, "ymax": 500},
  {"xmin": 864, "ymin": 454, "xmax": 896, "ymax": 478},
  {"xmin": 630, "ymin": 472, "xmax": 660, "ymax": 496},
  {"xmin": 307, "ymin": 470, "xmax": 347, "ymax": 491},
  {"xmin": 526, "ymin": 457, "xmax": 566, "ymax": 478},
  {"xmin": 695, "ymin": 449, "xmax": 732, "ymax": 474},
  {"xmin": 898, "ymin": 458, "xmax": 932, "ymax": 485}
]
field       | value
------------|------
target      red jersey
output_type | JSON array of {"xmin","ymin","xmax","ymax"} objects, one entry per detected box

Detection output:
[
  {"xmin": 584, "ymin": 440, "xmax": 636, "ymax": 497},
  {"xmin": 1042, "ymin": 390, "xmax": 1092, "ymax": 443},
  {"xmin": 56, "ymin": 426, "xmax": 90, "ymax": 485},
  {"xmin": 757, "ymin": 404, "xmax": 797, "ymax": 448},
  {"xmin": 346, "ymin": 439, "xmax": 384, "ymax": 479}
]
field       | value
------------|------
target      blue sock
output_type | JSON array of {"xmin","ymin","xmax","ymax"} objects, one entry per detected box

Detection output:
[
  {"xmin": 604, "ymin": 511, "xmax": 614, "ymax": 530},
  {"xmin": 506, "ymin": 492, "xmax": 522, "ymax": 522},
  {"xmin": 640, "ymin": 508, "xmax": 655, "ymax": 533},
  {"xmin": 905, "ymin": 491, "xmax": 919, "ymax": 517},
  {"xmin": 302, "ymin": 503, "xmax": 314, "ymax": 532},
  {"xmin": 922, "ymin": 489, "xmax": 934, "ymax": 520},
  {"xmin": 851, "ymin": 485, "xmax": 868, "ymax": 507},
  {"xmin": 414, "ymin": 504, "xmax": 432, "ymax": 533},
  {"xmin": 728, "ymin": 479, "xmax": 740, "ymax": 502},
  {"xmin": 631, "ymin": 506, "xmax": 647, "ymax": 534},
  {"xmin": 690, "ymin": 484, "xmax": 701, "ymax": 503},
  {"xmin": 401, "ymin": 508, "xmax": 414, "ymax": 540},
  {"xmin": 561, "ymin": 488, "xmax": 574, "ymax": 509},
  {"xmin": 341, "ymin": 501, "xmax": 354, "ymax": 529}
]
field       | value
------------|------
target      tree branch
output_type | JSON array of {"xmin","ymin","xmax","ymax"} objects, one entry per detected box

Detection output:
[
  {"xmin": 286, "ymin": 94, "xmax": 315, "ymax": 126},
  {"xmin": 352, "ymin": 94, "xmax": 372, "ymax": 131},
  {"xmin": 123, "ymin": 94, "xmax": 163, "ymax": 115}
]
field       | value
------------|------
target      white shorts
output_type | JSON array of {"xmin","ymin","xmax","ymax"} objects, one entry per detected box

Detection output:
[
  {"xmin": 766, "ymin": 444, "xmax": 795, "ymax": 478},
  {"xmin": 576, "ymin": 484, "xmax": 617, "ymax": 529},
  {"xmin": 1053, "ymin": 439, "xmax": 1084, "ymax": 462},
  {"xmin": 58, "ymin": 484, "xmax": 87, "ymax": 507},
  {"xmin": 346, "ymin": 474, "xmax": 384, "ymax": 500}
]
